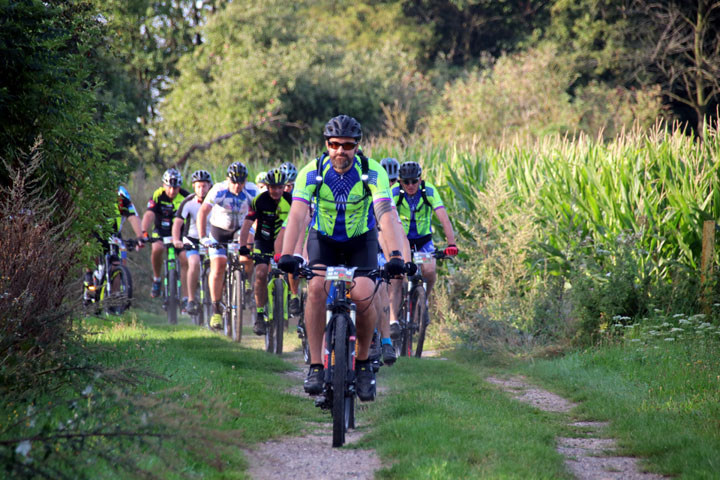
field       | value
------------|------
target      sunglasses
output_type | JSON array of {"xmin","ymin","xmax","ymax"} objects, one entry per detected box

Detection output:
[
  {"xmin": 327, "ymin": 141, "xmax": 358, "ymax": 150},
  {"xmin": 401, "ymin": 178, "xmax": 419, "ymax": 185}
]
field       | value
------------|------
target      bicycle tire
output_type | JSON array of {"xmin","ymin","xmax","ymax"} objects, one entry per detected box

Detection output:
[
  {"xmin": 264, "ymin": 293, "xmax": 274, "ymax": 353},
  {"xmin": 412, "ymin": 286, "xmax": 428, "ymax": 358},
  {"xmin": 201, "ymin": 265, "xmax": 212, "ymax": 328},
  {"xmin": 107, "ymin": 265, "xmax": 133, "ymax": 315},
  {"xmin": 222, "ymin": 271, "xmax": 232, "ymax": 336},
  {"xmin": 300, "ymin": 291, "xmax": 310, "ymax": 364},
  {"xmin": 167, "ymin": 266, "xmax": 179, "ymax": 325},
  {"xmin": 332, "ymin": 315, "xmax": 349, "ymax": 448},
  {"xmin": 402, "ymin": 299, "xmax": 413, "ymax": 358},
  {"xmin": 273, "ymin": 277, "xmax": 284, "ymax": 355},
  {"xmin": 232, "ymin": 269, "xmax": 243, "ymax": 342}
]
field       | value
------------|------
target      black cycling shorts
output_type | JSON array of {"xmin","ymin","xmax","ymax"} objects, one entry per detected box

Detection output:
[
  {"xmin": 306, "ymin": 228, "xmax": 378, "ymax": 277},
  {"xmin": 253, "ymin": 238, "xmax": 274, "ymax": 265}
]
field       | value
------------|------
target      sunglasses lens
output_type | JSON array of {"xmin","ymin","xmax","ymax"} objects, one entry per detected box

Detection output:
[{"xmin": 328, "ymin": 141, "xmax": 357, "ymax": 150}]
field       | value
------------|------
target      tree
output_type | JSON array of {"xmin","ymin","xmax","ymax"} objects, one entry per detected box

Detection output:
[
  {"xmin": 632, "ymin": 0, "xmax": 720, "ymax": 135},
  {"xmin": 401, "ymin": 0, "xmax": 551, "ymax": 67},
  {"xmin": 0, "ymin": 0, "xmax": 134, "ymax": 239}
]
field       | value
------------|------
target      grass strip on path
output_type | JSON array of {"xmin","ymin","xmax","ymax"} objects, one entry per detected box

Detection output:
[
  {"xmin": 521, "ymin": 335, "xmax": 720, "ymax": 479},
  {"xmin": 364, "ymin": 354, "xmax": 571, "ymax": 479}
]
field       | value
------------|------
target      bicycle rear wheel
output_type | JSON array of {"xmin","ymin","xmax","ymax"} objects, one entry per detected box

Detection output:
[
  {"xmin": 332, "ymin": 315, "xmax": 350, "ymax": 448},
  {"xmin": 412, "ymin": 287, "xmax": 428, "ymax": 358},
  {"xmin": 105, "ymin": 265, "xmax": 133, "ymax": 315},
  {"xmin": 272, "ymin": 278, "xmax": 284, "ymax": 355},
  {"xmin": 402, "ymin": 300, "xmax": 413, "ymax": 358},
  {"xmin": 167, "ymin": 266, "xmax": 178, "ymax": 325}
]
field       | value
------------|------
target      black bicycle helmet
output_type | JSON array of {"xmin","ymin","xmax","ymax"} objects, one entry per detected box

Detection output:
[
  {"xmin": 227, "ymin": 161, "xmax": 248, "ymax": 183},
  {"xmin": 399, "ymin": 161, "xmax": 422, "ymax": 180},
  {"xmin": 380, "ymin": 158, "xmax": 400, "ymax": 181},
  {"xmin": 191, "ymin": 169, "xmax": 212, "ymax": 185},
  {"xmin": 280, "ymin": 162, "xmax": 298, "ymax": 182},
  {"xmin": 162, "ymin": 168, "xmax": 183, "ymax": 187},
  {"xmin": 265, "ymin": 167, "xmax": 288, "ymax": 186},
  {"xmin": 323, "ymin": 114, "xmax": 362, "ymax": 140}
]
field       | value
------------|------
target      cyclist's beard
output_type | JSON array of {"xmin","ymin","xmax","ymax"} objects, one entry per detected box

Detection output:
[{"xmin": 330, "ymin": 152, "xmax": 353, "ymax": 172}]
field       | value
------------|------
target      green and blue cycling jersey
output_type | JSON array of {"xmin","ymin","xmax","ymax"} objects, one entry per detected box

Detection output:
[
  {"xmin": 391, "ymin": 182, "xmax": 445, "ymax": 240},
  {"xmin": 293, "ymin": 154, "xmax": 392, "ymax": 242}
]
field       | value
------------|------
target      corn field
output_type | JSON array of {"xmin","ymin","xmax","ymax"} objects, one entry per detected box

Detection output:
[{"xmin": 369, "ymin": 120, "xmax": 720, "ymax": 342}]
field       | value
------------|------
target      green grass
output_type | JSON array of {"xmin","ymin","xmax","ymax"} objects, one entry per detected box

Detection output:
[
  {"xmin": 366, "ymin": 355, "xmax": 571, "ymax": 479},
  {"xmin": 520, "ymin": 333, "xmax": 720, "ymax": 479},
  {"xmin": 81, "ymin": 310, "xmax": 322, "ymax": 478}
]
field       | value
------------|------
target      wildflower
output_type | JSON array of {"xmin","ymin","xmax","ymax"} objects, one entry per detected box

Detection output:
[
  {"xmin": 670, "ymin": 328, "xmax": 684, "ymax": 333},
  {"xmin": 664, "ymin": 337, "xmax": 675, "ymax": 341},
  {"xmin": 15, "ymin": 440, "xmax": 31, "ymax": 458},
  {"xmin": 673, "ymin": 313, "xmax": 686, "ymax": 318},
  {"xmin": 678, "ymin": 319, "xmax": 691, "ymax": 325}
]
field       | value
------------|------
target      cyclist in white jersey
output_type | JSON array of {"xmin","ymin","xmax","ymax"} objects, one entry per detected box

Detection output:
[
  {"xmin": 197, "ymin": 162, "xmax": 258, "ymax": 329},
  {"xmin": 172, "ymin": 170, "xmax": 213, "ymax": 315}
]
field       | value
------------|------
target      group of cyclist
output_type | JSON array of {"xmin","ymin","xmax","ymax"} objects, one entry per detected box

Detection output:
[{"xmin": 106, "ymin": 114, "xmax": 458, "ymax": 404}]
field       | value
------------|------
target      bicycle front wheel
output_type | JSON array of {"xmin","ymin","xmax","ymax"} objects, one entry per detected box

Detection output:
[
  {"xmin": 272, "ymin": 277, "xmax": 284, "ymax": 355},
  {"xmin": 232, "ymin": 269, "xmax": 243, "ymax": 342},
  {"xmin": 332, "ymin": 315, "xmax": 350, "ymax": 448},
  {"xmin": 107, "ymin": 265, "xmax": 133, "ymax": 315},
  {"xmin": 412, "ymin": 287, "xmax": 428, "ymax": 358},
  {"xmin": 201, "ymin": 266, "xmax": 212, "ymax": 328},
  {"xmin": 167, "ymin": 266, "xmax": 178, "ymax": 325}
]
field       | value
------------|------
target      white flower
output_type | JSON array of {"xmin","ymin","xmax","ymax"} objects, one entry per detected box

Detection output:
[
  {"xmin": 670, "ymin": 328, "xmax": 684, "ymax": 333},
  {"xmin": 673, "ymin": 313, "xmax": 686, "ymax": 318},
  {"xmin": 82, "ymin": 385, "xmax": 93, "ymax": 397},
  {"xmin": 664, "ymin": 337, "xmax": 675, "ymax": 341},
  {"xmin": 630, "ymin": 339, "xmax": 641, "ymax": 342},
  {"xmin": 678, "ymin": 319, "xmax": 691, "ymax": 325},
  {"xmin": 15, "ymin": 440, "xmax": 31, "ymax": 458}
]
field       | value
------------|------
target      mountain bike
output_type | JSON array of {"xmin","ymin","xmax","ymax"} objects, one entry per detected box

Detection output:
[
  {"xmin": 255, "ymin": 255, "xmax": 288, "ymax": 355},
  {"xmin": 297, "ymin": 264, "xmax": 388, "ymax": 448},
  {"xmin": 185, "ymin": 242, "xmax": 210, "ymax": 327},
  {"xmin": 82, "ymin": 236, "xmax": 135, "ymax": 316},
  {"xmin": 219, "ymin": 241, "xmax": 246, "ymax": 342},
  {"xmin": 148, "ymin": 236, "xmax": 182, "ymax": 325},
  {"xmin": 393, "ymin": 250, "xmax": 448, "ymax": 358}
]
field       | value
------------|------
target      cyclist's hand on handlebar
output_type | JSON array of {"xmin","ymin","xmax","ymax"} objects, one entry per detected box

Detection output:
[
  {"xmin": 444, "ymin": 244, "xmax": 459, "ymax": 256},
  {"xmin": 200, "ymin": 236, "xmax": 213, "ymax": 248},
  {"xmin": 385, "ymin": 257, "xmax": 405, "ymax": 276},
  {"xmin": 135, "ymin": 237, "xmax": 145, "ymax": 249},
  {"xmin": 173, "ymin": 239, "xmax": 184, "ymax": 250},
  {"xmin": 239, "ymin": 245, "xmax": 251, "ymax": 256},
  {"xmin": 404, "ymin": 261, "xmax": 418, "ymax": 276},
  {"xmin": 278, "ymin": 254, "xmax": 300, "ymax": 274}
]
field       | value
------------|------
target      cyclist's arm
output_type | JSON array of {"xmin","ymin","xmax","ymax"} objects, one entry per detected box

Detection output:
[
  {"xmin": 274, "ymin": 227, "xmax": 285, "ymax": 254},
  {"xmin": 435, "ymin": 207, "xmax": 456, "ymax": 246},
  {"xmin": 238, "ymin": 217, "xmax": 254, "ymax": 248},
  {"xmin": 127, "ymin": 214, "xmax": 143, "ymax": 238},
  {"xmin": 280, "ymin": 200, "xmax": 309, "ymax": 256},
  {"xmin": 141, "ymin": 210, "xmax": 154, "ymax": 236},
  {"xmin": 197, "ymin": 202, "xmax": 212, "ymax": 239},
  {"xmin": 375, "ymin": 199, "xmax": 403, "ymax": 258},
  {"xmin": 171, "ymin": 217, "xmax": 184, "ymax": 248}
]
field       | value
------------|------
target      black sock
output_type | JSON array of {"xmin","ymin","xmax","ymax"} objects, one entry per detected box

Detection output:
[
  {"xmin": 356, "ymin": 358, "xmax": 370, "ymax": 366},
  {"xmin": 213, "ymin": 301, "xmax": 222, "ymax": 314},
  {"xmin": 310, "ymin": 363, "xmax": 323, "ymax": 370}
]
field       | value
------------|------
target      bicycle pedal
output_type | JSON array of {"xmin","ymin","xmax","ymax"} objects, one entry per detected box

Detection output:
[{"xmin": 314, "ymin": 395, "xmax": 331, "ymax": 410}]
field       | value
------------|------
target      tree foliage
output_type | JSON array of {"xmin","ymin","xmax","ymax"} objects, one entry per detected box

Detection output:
[
  {"xmin": 155, "ymin": 0, "xmax": 433, "ymax": 169},
  {"xmin": 0, "ymin": 0, "xmax": 136, "ymax": 240}
]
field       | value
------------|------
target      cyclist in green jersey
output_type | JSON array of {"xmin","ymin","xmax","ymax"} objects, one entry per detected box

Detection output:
[
  {"xmin": 141, "ymin": 168, "xmax": 190, "ymax": 299},
  {"xmin": 277, "ymin": 115, "xmax": 407, "ymax": 402},
  {"xmin": 239, "ymin": 167, "xmax": 293, "ymax": 335},
  {"xmin": 389, "ymin": 161, "xmax": 458, "ymax": 337}
]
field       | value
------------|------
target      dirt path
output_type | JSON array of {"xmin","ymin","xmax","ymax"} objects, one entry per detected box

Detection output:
[
  {"xmin": 486, "ymin": 376, "xmax": 666, "ymax": 480},
  {"xmin": 243, "ymin": 351, "xmax": 381, "ymax": 480}
]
